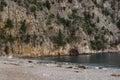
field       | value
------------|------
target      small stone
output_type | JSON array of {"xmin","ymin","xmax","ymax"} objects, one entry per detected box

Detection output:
[
  {"xmin": 78, "ymin": 65, "xmax": 86, "ymax": 69},
  {"xmin": 99, "ymin": 66, "xmax": 103, "ymax": 69},
  {"xmin": 111, "ymin": 74, "xmax": 120, "ymax": 77},
  {"xmin": 28, "ymin": 60, "xmax": 33, "ymax": 63},
  {"xmin": 74, "ymin": 71, "xmax": 79, "ymax": 73},
  {"xmin": 66, "ymin": 66, "xmax": 73, "ymax": 69},
  {"xmin": 57, "ymin": 64, "xmax": 62, "ymax": 67}
]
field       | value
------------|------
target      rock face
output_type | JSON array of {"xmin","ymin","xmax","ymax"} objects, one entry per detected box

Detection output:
[{"xmin": 0, "ymin": 0, "xmax": 120, "ymax": 57}]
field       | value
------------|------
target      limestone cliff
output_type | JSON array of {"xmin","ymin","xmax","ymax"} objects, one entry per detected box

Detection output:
[{"xmin": 0, "ymin": 0, "xmax": 120, "ymax": 57}]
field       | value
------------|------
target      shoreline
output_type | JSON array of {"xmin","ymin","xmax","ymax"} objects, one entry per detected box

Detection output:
[
  {"xmin": 16, "ymin": 50, "xmax": 120, "ymax": 58},
  {"xmin": 0, "ymin": 57, "xmax": 120, "ymax": 80},
  {"xmin": 19, "ymin": 56, "xmax": 119, "ymax": 69},
  {"xmin": 11, "ymin": 52, "xmax": 120, "ymax": 69},
  {"xmin": 1, "ymin": 56, "xmax": 120, "ymax": 69},
  {"xmin": 3, "ymin": 51, "xmax": 120, "ymax": 70}
]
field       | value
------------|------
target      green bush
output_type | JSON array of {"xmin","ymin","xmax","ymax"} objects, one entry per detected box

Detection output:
[
  {"xmin": 90, "ymin": 34, "xmax": 106, "ymax": 50},
  {"xmin": 20, "ymin": 20, "xmax": 27, "ymax": 33},
  {"xmin": 66, "ymin": 35, "xmax": 75, "ymax": 43},
  {"xmin": 0, "ymin": 0, "xmax": 7, "ymax": 12},
  {"xmin": 102, "ymin": 8, "xmax": 110, "ymax": 16},
  {"xmin": 45, "ymin": 0, "xmax": 51, "ymax": 10},
  {"xmin": 37, "ymin": 2, "xmax": 44, "ymax": 10},
  {"xmin": 82, "ymin": 24, "xmax": 93, "ymax": 35},
  {"xmin": 52, "ymin": 29, "xmax": 66, "ymax": 46},
  {"xmin": 111, "ymin": 0, "xmax": 115, "ymax": 10},
  {"xmin": 1, "ymin": 0, "xmax": 7, "ymax": 6},
  {"xmin": 116, "ymin": 20, "xmax": 120, "ymax": 29},
  {"xmin": 47, "ymin": 14, "xmax": 55, "ymax": 25},
  {"xmin": 57, "ymin": 17, "xmax": 71, "ymax": 27},
  {"xmin": 0, "ymin": 3, "xmax": 4, "ymax": 11},
  {"xmin": 4, "ymin": 46, "xmax": 9, "ymax": 55},
  {"xmin": 82, "ymin": 20, "xmax": 98, "ymax": 35},
  {"xmin": 68, "ymin": 13, "xmax": 83, "ymax": 25},
  {"xmin": 97, "ymin": 17, "xmax": 100, "ymax": 23},
  {"xmin": 30, "ymin": 5, "xmax": 37, "ymax": 13},
  {"xmin": 7, "ymin": 35, "xmax": 15, "ymax": 43},
  {"xmin": 84, "ymin": 11, "xmax": 92, "ymax": 20},
  {"xmin": 68, "ymin": 0, "xmax": 73, "ymax": 3},
  {"xmin": 48, "ymin": 13, "xmax": 55, "ymax": 19},
  {"xmin": 5, "ymin": 19, "xmax": 14, "ymax": 29},
  {"xmin": 72, "ymin": 8, "xmax": 78, "ymax": 14},
  {"xmin": 90, "ymin": 39, "xmax": 106, "ymax": 50},
  {"xmin": 23, "ymin": 34, "xmax": 31, "ymax": 44},
  {"xmin": 91, "ymin": 13, "xmax": 95, "ymax": 19}
]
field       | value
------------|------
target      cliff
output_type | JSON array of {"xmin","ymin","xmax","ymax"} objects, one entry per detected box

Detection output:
[{"xmin": 0, "ymin": 0, "xmax": 120, "ymax": 57}]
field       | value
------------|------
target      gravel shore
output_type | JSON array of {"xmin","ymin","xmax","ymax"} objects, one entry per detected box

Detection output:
[{"xmin": 0, "ymin": 57, "xmax": 120, "ymax": 80}]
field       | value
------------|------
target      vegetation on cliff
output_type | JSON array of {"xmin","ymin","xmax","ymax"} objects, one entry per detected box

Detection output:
[{"xmin": 0, "ymin": 0, "xmax": 120, "ymax": 57}]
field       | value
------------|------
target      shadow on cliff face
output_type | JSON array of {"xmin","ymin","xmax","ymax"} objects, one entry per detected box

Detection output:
[{"xmin": 69, "ymin": 48, "xmax": 79, "ymax": 56}]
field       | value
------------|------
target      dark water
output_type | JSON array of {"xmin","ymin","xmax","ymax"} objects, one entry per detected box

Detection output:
[{"xmin": 40, "ymin": 53, "xmax": 120, "ymax": 68}]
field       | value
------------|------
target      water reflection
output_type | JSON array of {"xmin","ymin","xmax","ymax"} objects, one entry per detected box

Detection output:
[{"xmin": 40, "ymin": 53, "xmax": 120, "ymax": 68}]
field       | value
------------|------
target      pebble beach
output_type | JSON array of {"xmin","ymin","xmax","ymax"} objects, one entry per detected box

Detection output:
[{"xmin": 0, "ymin": 57, "xmax": 120, "ymax": 80}]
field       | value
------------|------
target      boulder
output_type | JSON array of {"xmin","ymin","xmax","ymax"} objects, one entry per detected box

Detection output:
[
  {"xmin": 69, "ymin": 48, "xmax": 79, "ymax": 56},
  {"xmin": 78, "ymin": 65, "xmax": 86, "ymax": 69}
]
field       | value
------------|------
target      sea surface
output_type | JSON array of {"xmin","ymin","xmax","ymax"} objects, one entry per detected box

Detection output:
[{"xmin": 38, "ymin": 53, "xmax": 120, "ymax": 68}]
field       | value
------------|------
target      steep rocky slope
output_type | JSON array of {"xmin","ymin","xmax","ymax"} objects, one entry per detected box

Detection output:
[{"xmin": 0, "ymin": 0, "xmax": 120, "ymax": 57}]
